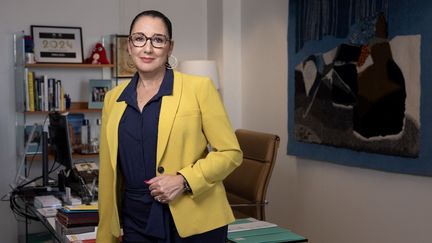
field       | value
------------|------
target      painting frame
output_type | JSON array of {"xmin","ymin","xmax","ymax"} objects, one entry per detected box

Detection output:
[
  {"xmin": 31, "ymin": 25, "xmax": 83, "ymax": 63},
  {"xmin": 113, "ymin": 35, "xmax": 136, "ymax": 78},
  {"xmin": 287, "ymin": 0, "xmax": 432, "ymax": 177},
  {"xmin": 88, "ymin": 79, "xmax": 112, "ymax": 109}
]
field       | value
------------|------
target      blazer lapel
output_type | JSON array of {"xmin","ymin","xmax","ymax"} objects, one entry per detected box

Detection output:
[
  {"xmin": 157, "ymin": 72, "xmax": 183, "ymax": 165},
  {"xmin": 106, "ymin": 97, "xmax": 127, "ymax": 171}
]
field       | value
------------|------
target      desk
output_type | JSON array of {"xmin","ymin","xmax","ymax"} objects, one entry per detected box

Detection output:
[
  {"xmin": 228, "ymin": 218, "xmax": 307, "ymax": 243},
  {"xmin": 14, "ymin": 190, "xmax": 305, "ymax": 243},
  {"xmin": 13, "ymin": 189, "xmax": 64, "ymax": 242},
  {"xmin": 12, "ymin": 187, "xmax": 96, "ymax": 243}
]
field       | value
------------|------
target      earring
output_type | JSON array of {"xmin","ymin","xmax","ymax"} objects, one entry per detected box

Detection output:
[{"xmin": 166, "ymin": 55, "xmax": 178, "ymax": 69}]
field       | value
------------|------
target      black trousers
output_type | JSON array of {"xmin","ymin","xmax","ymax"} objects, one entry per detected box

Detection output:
[
  {"xmin": 122, "ymin": 191, "xmax": 227, "ymax": 243},
  {"xmin": 123, "ymin": 216, "xmax": 228, "ymax": 243}
]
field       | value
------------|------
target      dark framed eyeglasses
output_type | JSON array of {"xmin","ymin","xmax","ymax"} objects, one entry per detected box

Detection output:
[{"xmin": 128, "ymin": 33, "xmax": 170, "ymax": 49}]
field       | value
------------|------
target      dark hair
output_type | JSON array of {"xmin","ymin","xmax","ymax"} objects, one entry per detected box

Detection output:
[{"xmin": 129, "ymin": 10, "xmax": 173, "ymax": 39}]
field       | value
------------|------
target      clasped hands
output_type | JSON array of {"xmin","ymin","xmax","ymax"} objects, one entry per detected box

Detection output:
[{"xmin": 145, "ymin": 174, "xmax": 185, "ymax": 204}]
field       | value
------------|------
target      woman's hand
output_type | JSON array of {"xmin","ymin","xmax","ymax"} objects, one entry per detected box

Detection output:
[{"xmin": 146, "ymin": 174, "xmax": 185, "ymax": 203}]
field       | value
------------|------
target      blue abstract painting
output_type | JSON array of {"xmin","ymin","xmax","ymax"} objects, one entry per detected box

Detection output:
[{"xmin": 287, "ymin": 0, "xmax": 432, "ymax": 176}]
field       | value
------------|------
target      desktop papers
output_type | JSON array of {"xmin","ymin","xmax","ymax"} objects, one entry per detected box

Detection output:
[
  {"xmin": 34, "ymin": 195, "xmax": 62, "ymax": 209},
  {"xmin": 227, "ymin": 218, "xmax": 307, "ymax": 242},
  {"xmin": 66, "ymin": 227, "xmax": 97, "ymax": 243}
]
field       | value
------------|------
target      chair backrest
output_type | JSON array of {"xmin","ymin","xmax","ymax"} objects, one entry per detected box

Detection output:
[{"xmin": 224, "ymin": 129, "xmax": 280, "ymax": 220}]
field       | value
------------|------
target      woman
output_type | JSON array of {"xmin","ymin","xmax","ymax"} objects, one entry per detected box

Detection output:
[{"xmin": 96, "ymin": 10, "xmax": 242, "ymax": 243}]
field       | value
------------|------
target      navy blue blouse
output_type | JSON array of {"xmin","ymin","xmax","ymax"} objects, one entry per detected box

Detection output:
[
  {"xmin": 117, "ymin": 69, "xmax": 173, "ymax": 242},
  {"xmin": 117, "ymin": 70, "xmax": 173, "ymax": 187}
]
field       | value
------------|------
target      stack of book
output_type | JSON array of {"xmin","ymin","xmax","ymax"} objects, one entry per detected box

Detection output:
[
  {"xmin": 56, "ymin": 219, "xmax": 96, "ymax": 243},
  {"xmin": 55, "ymin": 203, "xmax": 98, "ymax": 242}
]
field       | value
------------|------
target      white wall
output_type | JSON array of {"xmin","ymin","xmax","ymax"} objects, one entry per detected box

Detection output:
[
  {"xmin": 207, "ymin": 0, "xmax": 223, "ymax": 65},
  {"xmin": 120, "ymin": 0, "xmax": 208, "ymax": 63},
  {"xmin": 240, "ymin": 0, "xmax": 299, "ymax": 227},
  {"xmin": 241, "ymin": 1, "xmax": 432, "ymax": 243},
  {"xmin": 221, "ymin": 0, "xmax": 242, "ymax": 128}
]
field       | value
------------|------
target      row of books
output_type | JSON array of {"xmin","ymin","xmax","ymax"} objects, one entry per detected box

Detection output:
[{"xmin": 24, "ymin": 68, "xmax": 65, "ymax": 112}]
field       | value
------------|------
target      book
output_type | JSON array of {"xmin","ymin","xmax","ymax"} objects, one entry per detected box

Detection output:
[
  {"xmin": 27, "ymin": 71, "xmax": 35, "ymax": 111},
  {"xmin": 55, "ymin": 218, "xmax": 95, "ymax": 243},
  {"xmin": 60, "ymin": 83, "xmax": 65, "ymax": 111},
  {"xmin": 34, "ymin": 76, "xmax": 41, "ymax": 111},
  {"xmin": 55, "ymin": 80, "xmax": 62, "ymax": 111},
  {"xmin": 39, "ymin": 76, "xmax": 45, "ymax": 111},
  {"xmin": 43, "ymin": 74, "xmax": 49, "ymax": 111},
  {"xmin": 56, "ymin": 208, "xmax": 99, "ymax": 227},
  {"xmin": 63, "ymin": 202, "xmax": 98, "ymax": 212},
  {"xmin": 48, "ymin": 78, "xmax": 55, "ymax": 111},
  {"xmin": 24, "ymin": 68, "xmax": 30, "ymax": 111}
]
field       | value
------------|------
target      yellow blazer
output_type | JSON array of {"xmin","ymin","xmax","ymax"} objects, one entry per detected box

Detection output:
[{"xmin": 96, "ymin": 71, "xmax": 242, "ymax": 242}]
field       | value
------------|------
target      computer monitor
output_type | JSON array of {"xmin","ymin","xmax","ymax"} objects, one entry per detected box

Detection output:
[
  {"xmin": 48, "ymin": 112, "xmax": 74, "ymax": 172},
  {"xmin": 49, "ymin": 112, "xmax": 94, "ymax": 203}
]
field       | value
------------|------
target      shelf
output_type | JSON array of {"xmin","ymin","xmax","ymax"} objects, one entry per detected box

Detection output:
[
  {"xmin": 25, "ymin": 102, "xmax": 101, "ymax": 114},
  {"xmin": 26, "ymin": 152, "xmax": 98, "ymax": 161},
  {"xmin": 25, "ymin": 63, "xmax": 114, "ymax": 68}
]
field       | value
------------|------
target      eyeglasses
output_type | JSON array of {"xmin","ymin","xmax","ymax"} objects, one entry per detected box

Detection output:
[{"xmin": 128, "ymin": 33, "xmax": 170, "ymax": 49}]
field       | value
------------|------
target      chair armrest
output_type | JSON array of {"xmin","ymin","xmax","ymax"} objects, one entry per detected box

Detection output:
[{"xmin": 230, "ymin": 200, "xmax": 268, "ymax": 207}]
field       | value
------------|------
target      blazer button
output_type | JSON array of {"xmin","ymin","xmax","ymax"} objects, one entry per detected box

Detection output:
[{"xmin": 157, "ymin": 166, "xmax": 165, "ymax": 174}]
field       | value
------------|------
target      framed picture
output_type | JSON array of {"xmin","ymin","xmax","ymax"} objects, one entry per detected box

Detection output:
[
  {"xmin": 88, "ymin": 79, "xmax": 112, "ymax": 109},
  {"xmin": 287, "ymin": 0, "xmax": 432, "ymax": 177},
  {"xmin": 113, "ymin": 35, "xmax": 136, "ymax": 78},
  {"xmin": 66, "ymin": 113, "xmax": 85, "ymax": 150},
  {"xmin": 24, "ymin": 124, "xmax": 43, "ymax": 155},
  {"xmin": 31, "ymin": 25, "xmax": 83, "ymax": 63}
]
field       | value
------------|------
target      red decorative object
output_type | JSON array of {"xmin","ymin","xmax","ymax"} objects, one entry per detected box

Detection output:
[{"xmin": 85, "ymin": 43, "xmax": 109, "ymax": 64}]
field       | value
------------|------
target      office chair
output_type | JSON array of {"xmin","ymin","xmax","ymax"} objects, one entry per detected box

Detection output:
[{"xmin": 224, "ymin": 129, "xmax": 280, "ymax": 220}]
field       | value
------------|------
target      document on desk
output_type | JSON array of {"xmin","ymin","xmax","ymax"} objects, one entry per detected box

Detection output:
[
  {"xmin": 36, "ymin": 207, "xmax": 58, "ymax": 217},
  {"xmin": 228, "ymin": 218, "xmax": 308, "ymax": 243},
  {"xmin": 66, "ymin": 227, "xmax": 97, "ymax": 243},
  {"xmin": 228, "ymin": 218, "xmax": 277, "ymax": 232},
  {"xmin": 63, "ymin": 202, "xmax": 98, "ymax": 212},
  {"xmin": 34, "ymin": 195, "xmax": 62, "ymax": 209}
]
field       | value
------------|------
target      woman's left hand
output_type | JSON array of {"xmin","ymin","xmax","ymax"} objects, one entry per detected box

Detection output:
[{"xmin": 146, "ymin": 175, "xmax": 185, "ymax": 203}]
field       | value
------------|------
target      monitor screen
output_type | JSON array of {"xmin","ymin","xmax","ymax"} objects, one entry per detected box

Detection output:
[{"xmin": 48, "ymin": 112, "xmax": 73, "ymax": 171}]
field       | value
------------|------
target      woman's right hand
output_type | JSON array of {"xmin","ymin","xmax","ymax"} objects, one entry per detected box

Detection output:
[{"xmin": 145, "ymin": 174, "xmax": 185, "ymax": 203}]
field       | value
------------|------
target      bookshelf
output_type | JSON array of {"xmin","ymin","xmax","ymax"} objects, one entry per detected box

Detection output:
[
  {"xmin": 22, "ymin": 64, "xmax": 113, "ymax": 112},
  {"xmin": 25, "ymin": 63, "xmax": 114, "ymax": 68},
  {"xmin": 14, "ymin": 32, "xmax": 113, "ymax": 180},
  {"xmin": 25, "ymin": 102, "xmax": 101, "ymax": 114},
  {"xmin": 26, "ymin": 152, "xmax": 98, "ymax": 161}
]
